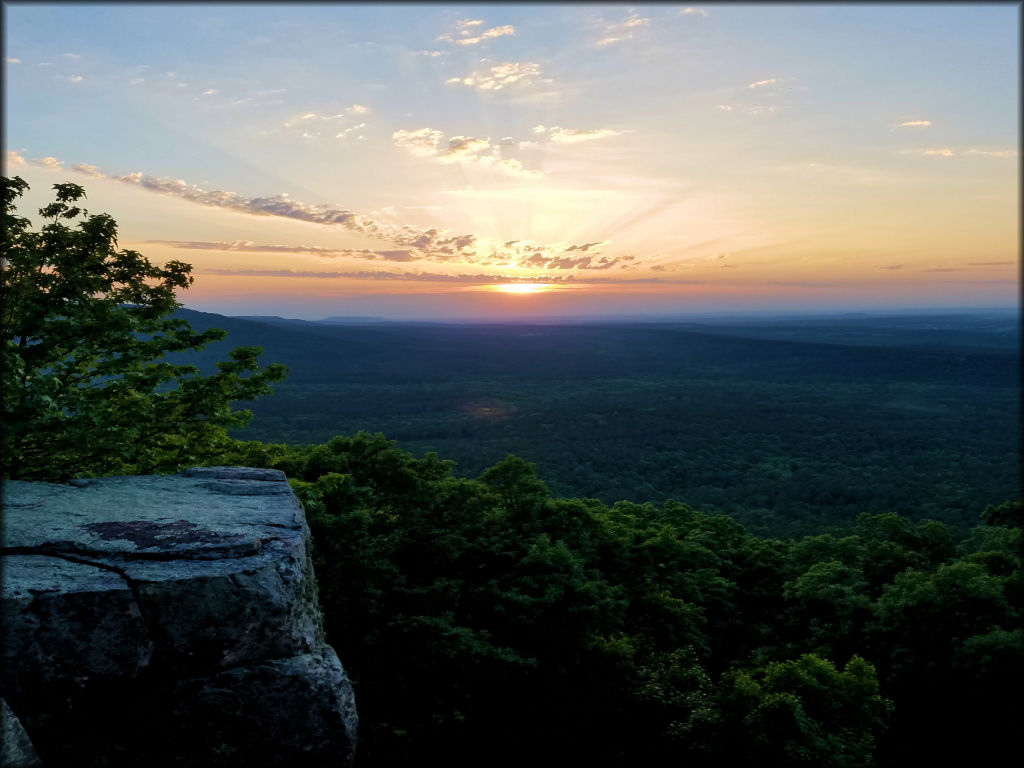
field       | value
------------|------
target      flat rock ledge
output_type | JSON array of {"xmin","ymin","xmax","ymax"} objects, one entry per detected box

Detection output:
[{"xmin": 1, "ymin": 467, "xmax": 357, "ymax": 768}]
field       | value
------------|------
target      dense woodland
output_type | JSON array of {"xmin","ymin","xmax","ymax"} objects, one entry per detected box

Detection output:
[
  {"xmin": 217, "ymin": 433, "xmax": 1022, "ymax": 767},
  {"xmin": 4, "ymin": 178, "xmax": 1020, "ymax": 766},
  {"xmin": 176, "ymin": 309, "xmax": 1020, "ymax": 538}
]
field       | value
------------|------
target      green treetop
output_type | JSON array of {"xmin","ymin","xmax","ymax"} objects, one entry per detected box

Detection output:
[{"xmin": 1, "ymin": 176, "xmax": 287, "ymax": 481}]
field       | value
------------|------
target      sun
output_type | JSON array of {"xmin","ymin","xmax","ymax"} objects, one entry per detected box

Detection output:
[{"xmin": 492, "ymin": 283, "xmax": 554, "ymax": 294}]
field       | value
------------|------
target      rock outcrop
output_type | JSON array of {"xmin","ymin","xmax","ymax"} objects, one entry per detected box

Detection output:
[{"xmin": 0, "ymin": 467, "xmax": 357, "ymax": 767}]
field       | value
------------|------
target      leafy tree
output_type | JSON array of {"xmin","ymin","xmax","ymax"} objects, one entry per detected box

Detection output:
[
  {"xmin": 695, "ymin": 654, "xmax": 891, "ymax": 768},
  {"xmin": 1, "ymin": 176, "xmax": 287, "ymax": 480}
]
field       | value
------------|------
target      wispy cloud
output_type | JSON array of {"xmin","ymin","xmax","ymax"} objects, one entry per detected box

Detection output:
[
  {"xmin": 964, "ymin": 148, "xmax": 1018, "ymax": 158},
  {"xmin": 909, "ymin": 147, "xmax": 1018, "ymax": 158},
  {"xmin": 149, "ymin": 239, "xmax": 419, "ymax": 262},
  {"xmin": 393, "ymin": 127, "xmax": 544, "ymax": 178},
  {"xmin": 445, "ymin": 61, "xmax": 549, "ymax": 92},
  {"xmin": 67, "ymin": 75, "xmax": 84, "ymax": 83},
  {"xmin": 532, "ymin": 125, "xmax": 622, "ymax": 144},
  {"xmin": 6, "ymin": 149, "xmax": 27, "ymax": 166},
  {"xmin": 719, "ymin": 76, "xmax": 792, "ymax": 116},
  {"xmin": 596, "ymin": 11, "xmax": 650, "ymax": 46},
  {"xmin": 680, "ymin": 7, "xmax": 709, "ymax": 17},
  {"xmin": 203, "ymin": 268, "xmax": 497, "ymax": 281},
  {"xmin": 896, "ymin": 119, "xmax": 932, "ymax": 127},
  {"xmin": 5, "ymin": 57, "xmax": 21, "ymax": 64},
  {"xmin": 276, "ymin": 106, "xmax": 370, "ymax": 140},
  {"xmin": 718, "ymin": 103, "xmax": 780, "ymax": 117},
  {"xmin": 439, "ymin": 22, "xmax": 515, "ymax": 46}
]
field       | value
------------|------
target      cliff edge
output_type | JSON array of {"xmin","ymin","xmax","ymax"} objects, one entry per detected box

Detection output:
[{"xmin": 0, "ymin": 467, "xmax": 357, "ymax": 767}]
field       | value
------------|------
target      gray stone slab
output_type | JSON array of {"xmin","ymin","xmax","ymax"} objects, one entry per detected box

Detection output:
[{"xmin": 0, "ymin": 467, "xmax": 357, "ymax": 767}]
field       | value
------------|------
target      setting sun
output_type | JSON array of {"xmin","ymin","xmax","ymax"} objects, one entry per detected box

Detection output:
[{"xmin": 492, "ymin": 284, "xmax": 554, "ymax": 294}]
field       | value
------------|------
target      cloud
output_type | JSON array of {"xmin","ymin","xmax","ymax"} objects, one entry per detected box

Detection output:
[
  {"xmin": 596, "ymin": 11, "xmax": 650, "ymax": 46},
  {"xmin": 565, "ymin": 241, "xmax": 607, "ymax": 252},
  {"xmin": 456, "ymin": 25, "xmax": 515, "ymax": 46},
  {"xmin": 438, "ymin": 18, "xmax": 514, "ymax": 46},
  {"xmin": 6, "ymin": 150, "xmax": 27, "ymax": 166},
  {"xmin": 227, "ymin": 87, "xmax": 287, "ymax": 107},
  {"xmin": 445, "ymin": 61, "xmax": 548, "ymax": 92},
  {"xmin": 63, "ymin": 52, "xmax": 81, "ymax": 60},
  {"xmin": 968, "ymin": 261, "xmax": 1012, "ymax": 266},
  {"xmin": 149, "ymin": 239, "xmax": 418, "ymax": 262},
  {"xmin": 201, "ymin": 89, "xmax": 218, "ymax": 96},
  {"xmin": 516, "ymin": 253, "xmax": 626, "ymax": 270},
  {"xmin": 71, "ymin": 163, "xmax": 102, "ymax": 176},
  {"xmin": 278, "ymin": 106, "xmax": 370, "ymax": 140},
  {"xmin": 36, "ymin": 156, "xmax": 64, "ymax": 170},
  {"xmin": 747, "ymin": 78, "xmax": 778, "ymax": 89},
  {"xmin": 5, "ymin": 58, "xmax": 21, "ymax": 64},
  {"xmin": 497, "ymin": 240, "xmax": 629, "ymax": 270},
  {"xmin": 718, "ymin": 102, "xmax": 780, "ymax": 117},
  {"xmin": 897, "ymin": 120, "xmax": 932, "ymax": 127},
  {"xmin": 393, "ymin": 127, "xmax": 545, "ymax": 178},
  {"xmin": 680, "ymin": 8, "xmax": 709, "ymax": 17},
  {"xmin": 335, "ymin": 123, "xmax": 367, "ymax": 140},
  {"xmin": 72, "ymin": 161, "xmax": 481, "ymax": 258},
  {"xmin": 964, "ymin": 148, "xmax": 1018, "ymax": 158},
  {"xmin": 533, "ymin": 125, "xmax": 622, "ymax": 144},
  {"xmin": 879, "ymin": 265, "xmax": 904, "ymax": 270},
  {"xmin": 907, "ymin": 147, "xmax": 1017, "ymax": 158},
  {"xmin": 68, "ymin": 75, "xmax": 84, "ymax": 83},
  {"xmin": 56, "ymin": 157, "xmax": 631, "ymax": 271},
  {"xmin": 416, "ymin": 50, "xmax": 446, "ymax": 57}
]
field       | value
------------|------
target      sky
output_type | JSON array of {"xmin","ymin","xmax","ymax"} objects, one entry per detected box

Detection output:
[{"xmin": 3, "ymin": 2, "xmax": 1020, "ymax": 321}]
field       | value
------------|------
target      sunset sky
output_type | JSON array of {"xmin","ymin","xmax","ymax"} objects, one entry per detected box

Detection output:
[{"xmin": 4, "ymin": 3, "xmax": 1019, "ymax": 320}]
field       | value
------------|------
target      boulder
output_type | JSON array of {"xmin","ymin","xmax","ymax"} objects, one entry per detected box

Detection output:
[
  {"xmin": 0, "ymin": 467, "xmax": 357, "ymax": 767},
  {"xmin": 1, "ymin": 698, "xmax": 42, "ymax": 768}
]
